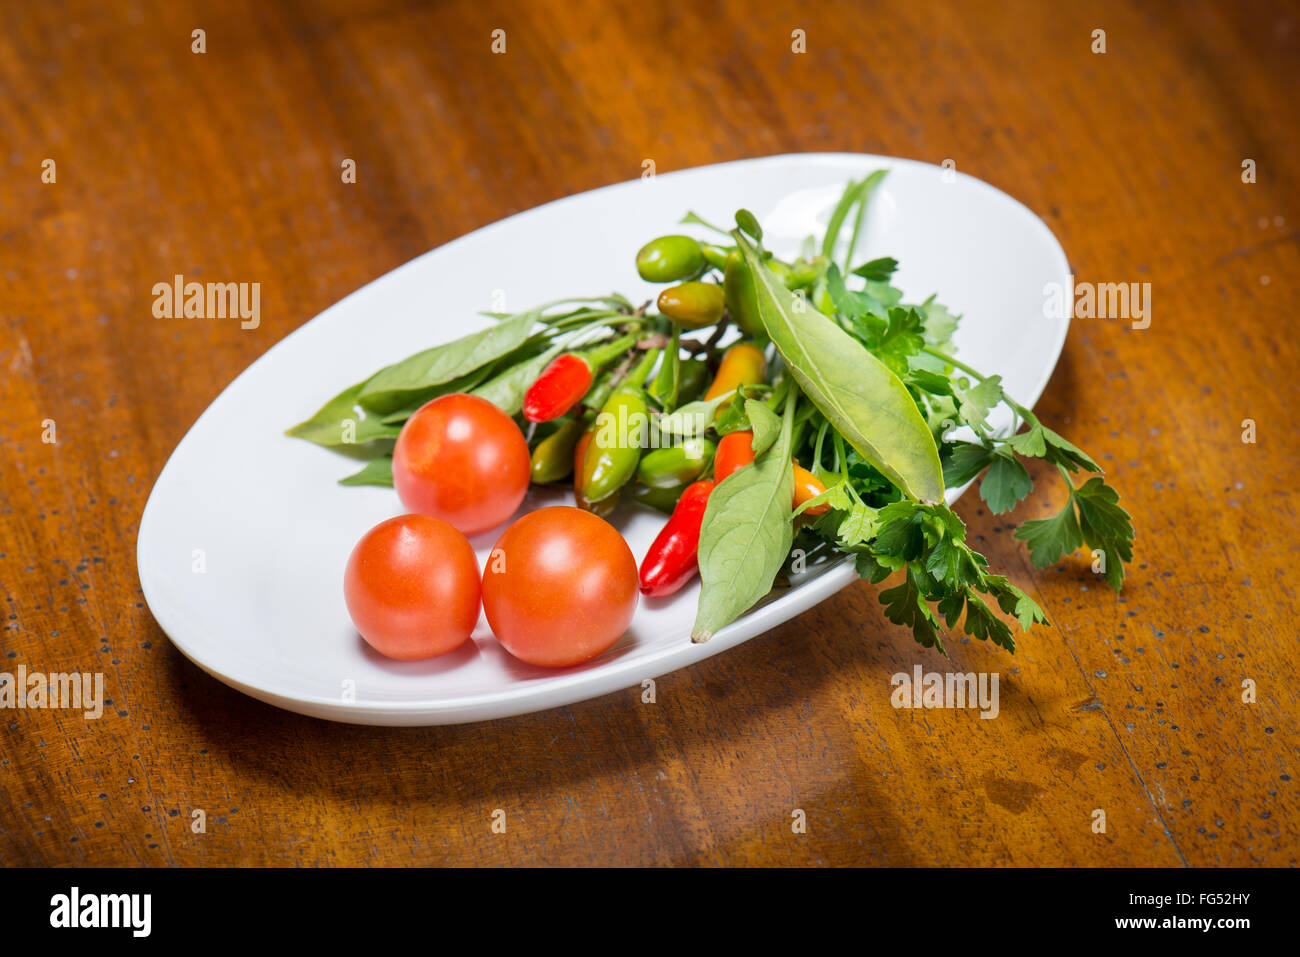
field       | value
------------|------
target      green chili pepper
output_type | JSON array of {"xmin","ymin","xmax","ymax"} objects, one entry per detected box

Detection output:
[
  {"xmin": 657, "ymin": 281, "xmax": 725, "ymax": 330},
  {"xmin": 676, "ymin": 357, "xmax": 709, "ymax": 403},
  {"xmin": 649, "ymin": 329, "xmax": 681, "ymax": 410},
  {"xmin": 636, "ymin": 236, "xmax": 704, "ymax": 283},
  {"xmin": 637, "ymin": 437, "xmax": 715, "ymax": 489},
  {"xmin": 579, "ymin": 350, "xmax": 659, "ymax": 502},
  {"xmin": 633, "ymin": 482, "xmax": 688, "ymax": 514},
  {"xmin": 723, "ymin": 253, "xmax": 764, "ymax": 336},
  {"xmin": 700, "ymin": 243, "xmax": 733, "ymax": 271},
  {"xmin": 530, "ymin": 416, "xmax": 584, "ymax": 484}
]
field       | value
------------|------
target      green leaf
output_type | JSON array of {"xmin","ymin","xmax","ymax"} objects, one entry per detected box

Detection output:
[
  {"xmin": 851, "ymin": 257, "xmax": 898, "ymax": 282},
  {"xmin": 822, "ymin": 178, "xmax": 867, "ymax": 261},
  {"xmin": 734, "ymin": 231, "xmax": 944, "ymax": 503},
  {"xmin": 1013, "ymin": 498, "xmax": 1083, "ymax": 568},
  {"xmin": 822, "ymin": 170, "xmax": 887, "ymax": 268},
  {"xmin": 873, "ymin": 307, "xmax": 926, "ymax": 377},
  {"xmin": 286, "ymin": 381, "xmax": 401, "ymax": 448},
  {"xmin": 872, "ymin": 500, "xmax": 928, "ymax": 561},
  {"xmin": 984, "ymin": 575, "xmax": 1049, "ymax": 631},
  {"xmin": 906, "ymin": 368, "xmax": 953, "ymax": 397},
  {"xmin": 790, "ymin": 481, "xmax": 854, "ymax": 521},
  {"xmin": 835, "ymin": 502, "xmax": 880, "ymax": 546},
  {"xmin": 691, "ymin": 390, "xmax": 797, "ymax": 643},
  {"xmin": 376, "ymin": 364, "xmax": 496, "ymax": 424},
  {"xmin": 358, "ymin": 311, "xmax": 538, "ymax": 409},
  {"xmin": 925, "ymin": 536, "xmax": 985, "ymax": 586},
  {"xmin": 1040, "ymin": 425, "xmax": 1103, "ymax": 473},
  {"xmin": 954, "ymin": 374, "xmax": 1004, "ymax": 431},
  {"xmin": 1005, "ymin": 423, "xmax": 1102, "ymax": 474},
  {"xmin": 980, "ymin": 449, "xmax": 1033, "ymax": 514},
  {"xmin": 917, "ymin": 297, "xmax": 960, "ymax": 350},
  {"xmin": 942, "ymin": 441, "xmax": 994, "ymax": 487},
  {"xmin": 658, "ymin": 392, "xmax": 734, "ymax": 437},
  {"xmin": 1073, "ymin": 476, "xmax": 1135, "ymax": 591},
  {"xmin": 825, "ymin": 264, "xmax": 876, "ymax": 321},
  {"xmin": 960, "ymin": 593, "xmax": 1015, "ymax": 653},
  {"xmin": 339, "ymin": 457, "xmax": 393, "ymax": 487},
  {"xmin": 680, "ymin": 211, "xmax": 732, "ymax": 237},
  {"xmin": 1004, "ymin": 426, "xmax": 1047, "ymax": 458},
  {"xmin": 745, "ymin": 398, "xmax": 782, "ymax": 457},
  {"xmin": 855, "ymin": 550, "xmax": 893, "ymax": 583},
  {"xmin": 880, "ymin": 569, "xmax": 946, "ymax": 655}
]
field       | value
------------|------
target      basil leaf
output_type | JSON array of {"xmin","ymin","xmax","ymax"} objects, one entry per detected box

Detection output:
[
  {"xmin": 691, "ymin": 390, "xmax": 797, "ymax": 643},
  {"xmin": 357, "ymin": 311, "xmax": 537, "ymax": 409},
  {"xmin": 286, "ymin": 381, "xmax": 401, "ymax": 447},
  {"xmin": 734, "ymin": 232, "xmax": 945, "ymax": 503},
  {"xmin": 375, "ymin": 364, "xmax": 497, "ymax": 423},
  {"xmin": 339, "ymin": 457, "xmax": 393, "ymax": 487},
  {"xmin": 744, "ymin": 398, "xmax": 781, "ymax": 457},
  {"xmin": 657, "ymin": 392, "xmax": 733, "ymax": 437}
]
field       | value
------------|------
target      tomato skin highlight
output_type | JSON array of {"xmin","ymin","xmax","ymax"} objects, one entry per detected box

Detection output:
[
  {"xmin": 482, "ymin": 506, "xmax": 638, "ymax": 668},
  {"xmin": 392, "ymin": 393, "xmax": 531, "ymax": 536},
  {"xmin": 343, "ymin": 514, "xmax": 481, "ymax": 661},
  {"xmin": 713, "ymin": 429, "xmax": 756, "ymax": 483}
]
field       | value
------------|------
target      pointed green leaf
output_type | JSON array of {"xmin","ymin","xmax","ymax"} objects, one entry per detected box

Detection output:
[{"xmin": 734, "ymin": 231, "xmax": 944, "ymax": 503}]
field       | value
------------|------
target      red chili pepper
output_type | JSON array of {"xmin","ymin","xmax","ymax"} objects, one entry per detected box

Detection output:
[
  {"xmin": 523, "ymin": 354, "xmax": 594, "ymax": 423},
  {"xmin": 638, "ymin": 480, "xmax": 715, "ymax": 597},
  {"xmin": 713, "ymin": 429, "xmax": 755, "ymax": 483}
]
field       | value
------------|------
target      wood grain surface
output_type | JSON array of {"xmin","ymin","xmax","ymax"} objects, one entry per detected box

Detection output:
[{"xmin": 1, "ymin": 0, "xmax": 1296, "ymax": 867}]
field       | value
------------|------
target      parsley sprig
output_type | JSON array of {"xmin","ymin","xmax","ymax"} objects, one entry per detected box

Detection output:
[{"xmin": 791, "ymin": 176, "xmax": 1134, "ymax": 653}]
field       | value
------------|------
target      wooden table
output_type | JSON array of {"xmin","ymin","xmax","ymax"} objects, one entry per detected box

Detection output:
[{"xmin": 2, "ymin": 0, "xmax": 1295, "ymax": 867}]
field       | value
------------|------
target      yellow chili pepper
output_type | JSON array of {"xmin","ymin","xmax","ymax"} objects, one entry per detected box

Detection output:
[{"xmin": 704, "ymin": 342, "xmax": 768, "ymax": 403}]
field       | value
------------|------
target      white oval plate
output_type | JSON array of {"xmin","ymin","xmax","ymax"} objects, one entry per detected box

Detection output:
[{"xmin": 137, "ymin": 153, "xmax": 1070, "ymax": 726}]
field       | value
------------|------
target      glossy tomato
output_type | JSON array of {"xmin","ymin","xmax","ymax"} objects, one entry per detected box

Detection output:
[
  {"xmin": 392, "ymin": 393, "xmax": 530, "ymax": 536},
  {"xmin": 343, "ymin": 513, "xmax": 480, "ymax": 660},
  {"xmin": 481, "ymin": 506, "xmax": 638, "ymax": 668}
]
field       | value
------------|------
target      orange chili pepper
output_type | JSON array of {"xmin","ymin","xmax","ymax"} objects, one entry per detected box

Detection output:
[
  {"xmin": 793, "ymin": 463, "xmax": 830, "ymax": 515},
  {"xmin": 713, "ymin": 430, "xmax": 756, "ymax": 483},
  {"xmin": 704, "ymin": 342, "xmax": 768, "ymax": 403}
]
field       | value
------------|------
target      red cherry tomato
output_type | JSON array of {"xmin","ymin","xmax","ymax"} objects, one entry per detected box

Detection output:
[
  {"xmin": 392, "ymin": 393, "xmax": 531, "ymax": 536},
  {"xmin": 343, "ymin": 514, "xmax": 481, "ymax": 660},
  {"xmin": 481, "ymin": 506, "xmax": 638, "ymax": 667}
]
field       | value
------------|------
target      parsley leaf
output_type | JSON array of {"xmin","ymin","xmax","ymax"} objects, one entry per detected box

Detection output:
[
  {"xmin": 960, "ymin": 594, "xmax": 1016, "ymax": 652},
  {"xmin": 1006, "ymin": 423, "xmax": 1101, "ymax": 473},
  {"xmin": 851, "ymin": 257, "xmax": 898, "ymax": 282},
  {"xmin": 954, "ymin": 374, "xmax": 1004, "ymax": 432},
  {"xmin": 872, "ymin": 307, "xmax": 927, "ymax": 376},
  {"xmin": 880, "ymin": 570, "xmax": 946, "ymax": 655},
  {"xmin": 980, "ymin": 449, "xmax": 1033, "ymax": 514},
  {"xmin": 1013, "ymin": 497, "xmax": 1083, "ymax": 567},
  {"xmin": 1073, "ymin": 476, "xmax": 1134, "ymax": 591},
  {"xmin": 941, "ymin": 441, "xmax": 995, "ymax": 487}
]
